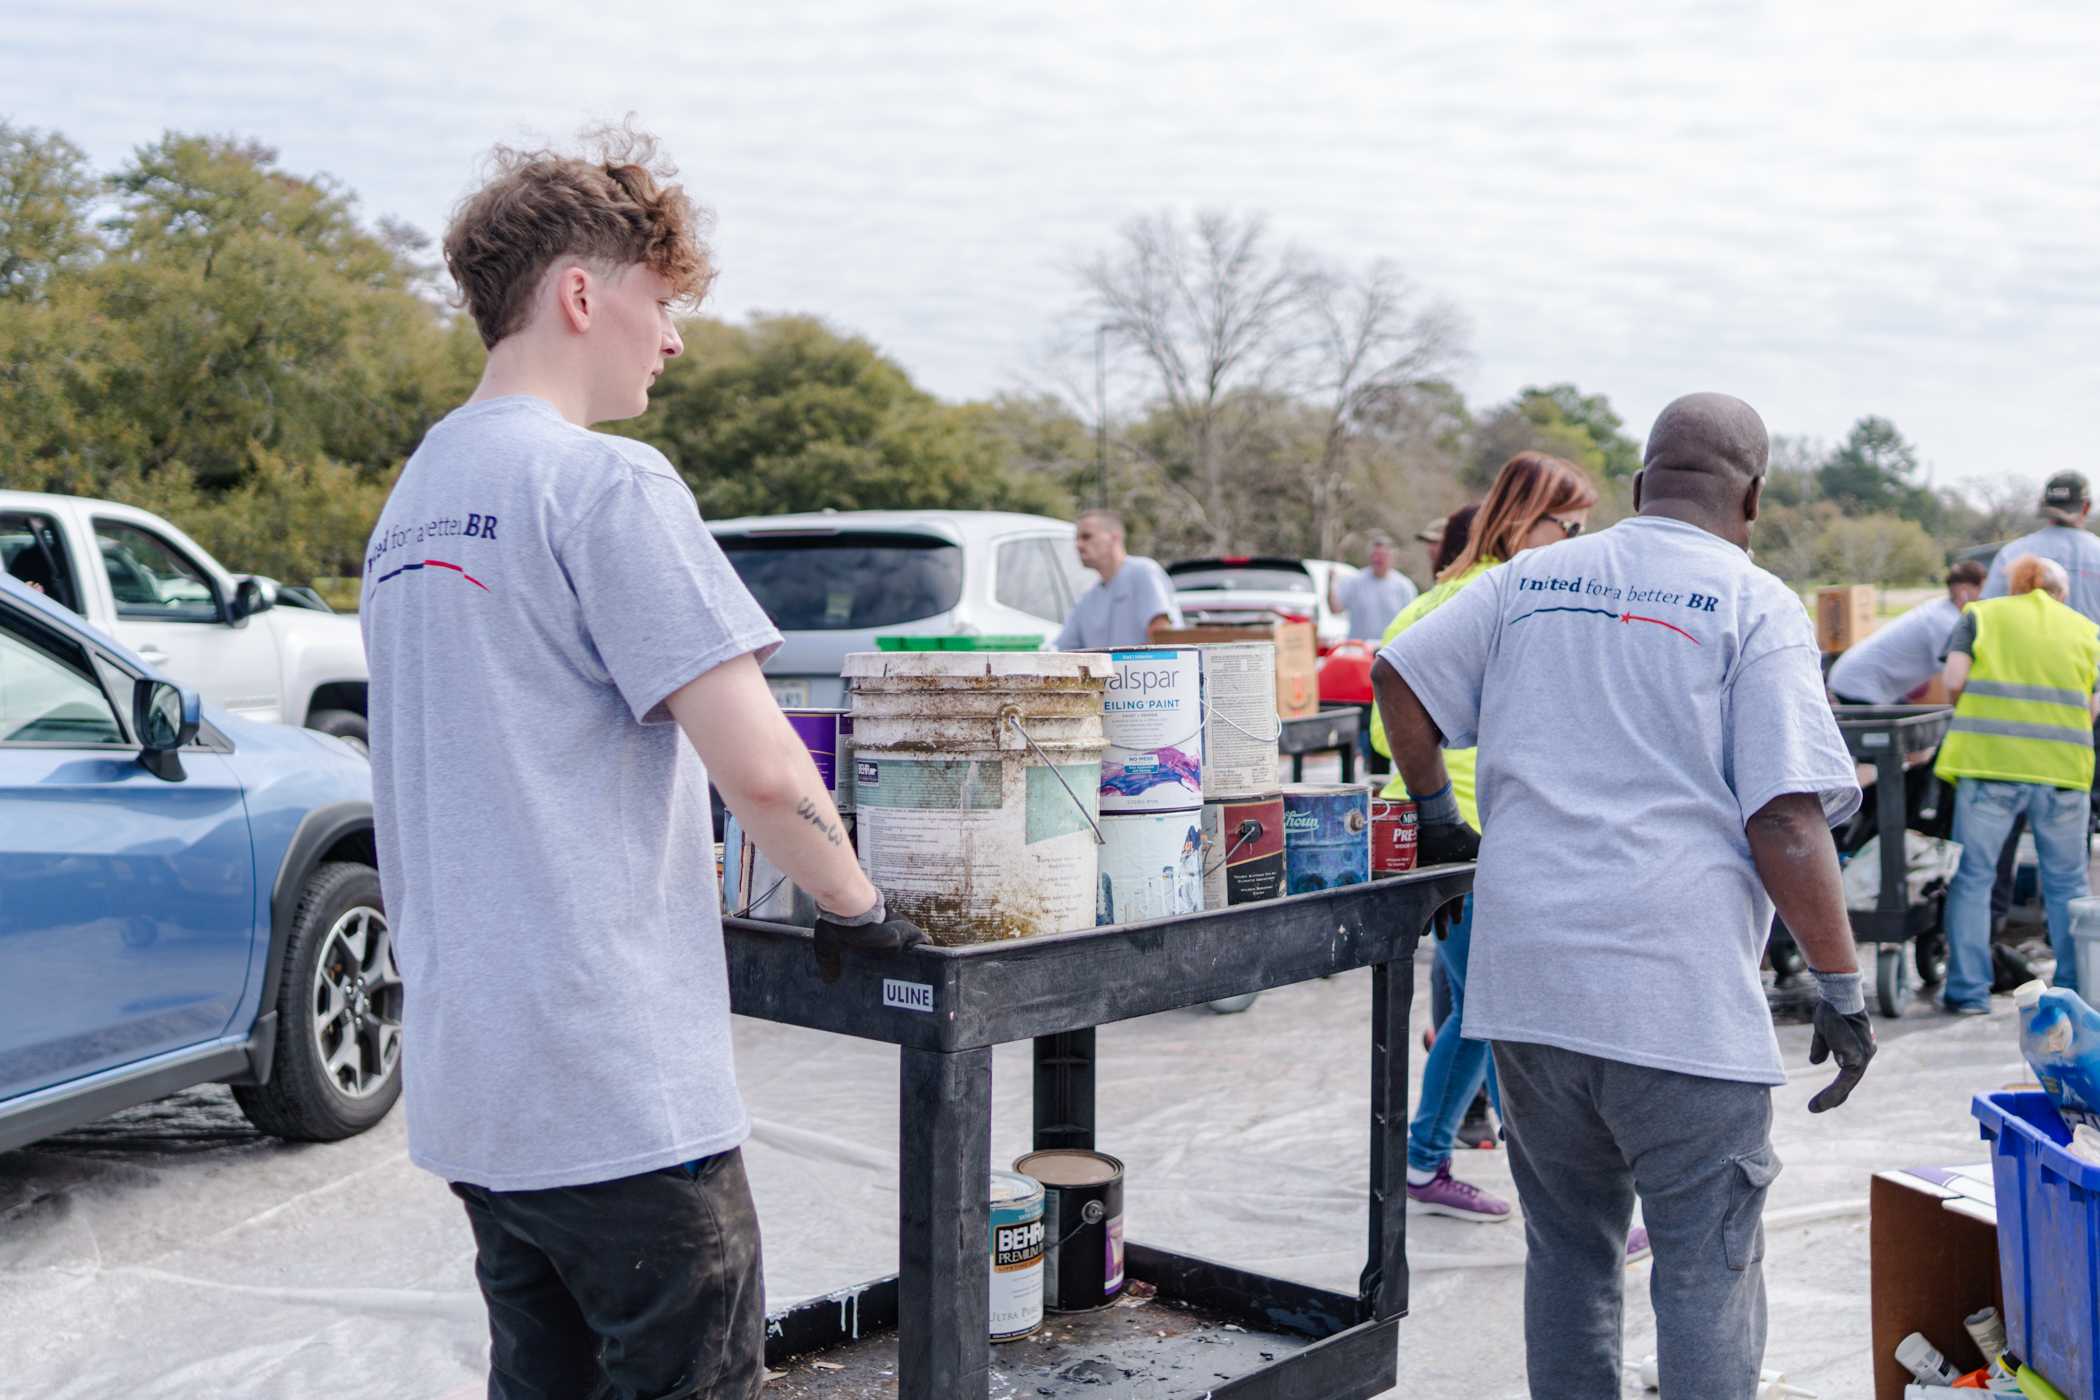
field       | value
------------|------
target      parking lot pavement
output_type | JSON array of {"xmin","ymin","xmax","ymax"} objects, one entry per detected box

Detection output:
[{"xmin": 1, "ymin": 948, "xmax": 2025, "ymax": 1399}]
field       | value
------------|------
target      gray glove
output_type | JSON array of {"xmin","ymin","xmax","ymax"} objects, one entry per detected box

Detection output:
[
  {"xmin": 812, "ymin": 893, "xmax": 927, "ymax": 982},
  {"xmin": 1807, "ymin": 971, "xmax": 1875, "ymax": 1113}
]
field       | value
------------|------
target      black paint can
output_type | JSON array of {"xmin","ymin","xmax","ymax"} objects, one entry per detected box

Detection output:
[{"xmin": 1013, "ymin": 1149, "xmax": 1125, "ymax": 1313}]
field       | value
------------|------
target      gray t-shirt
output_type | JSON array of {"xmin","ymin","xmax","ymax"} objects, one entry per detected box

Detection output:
[
  {"xmin": 1826, "ymin": 595, "xmax": 1960, "ymax": 703},
  {"xmin": 361, "ymin": 396, "xmax": 780, "ymax": 1191},
  {"xmin": 1381, "ymin": 515, "xmax": 1859, "ymax": 1084},
  {"xmin": 1055, "ymin": 556, "xmax": 1182, "ymax": 649},
  {"xmin": 1985, "ymin": 525, "xmax": 2100, "ymax": 624},
  {"xmin": 1336, "ymin": 568, "xmax": 1418, "ymax": 639}
]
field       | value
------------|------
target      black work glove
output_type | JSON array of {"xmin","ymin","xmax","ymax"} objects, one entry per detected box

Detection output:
[
  {"xmin": 812, "ymin": 894, "xmax": 928, "ymax": 982},
  {"xmin": 1415, "ymin": 819, "xmax": 1480, "ymax": 868},
  {"xmin": 1807, "ymin": 974, "xmax": 1876, "ymax": 1112}
]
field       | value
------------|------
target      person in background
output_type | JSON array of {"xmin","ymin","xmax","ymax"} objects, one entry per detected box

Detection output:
[
  {"xmin": 1936, "ymin": 554, "xmax": 2100, "ymax": 1014},
  {"xmin": 1430, "ymin": 504, "xmax": 1478, "ymax": 579},
  {"xmin": 1376, "ymin": 392, "xmax": 1872, "ymax": 1400},
  {"xmin": 1982, "ymin": 473, "xmax": 2100, "ymax": 623},
  {"xmin": 1055, "ymin": 508, "xmax": 1182, "ymax": 649},
  {"xmin": 1368, "ymin": 453, "xmax": 1603, "ymax": 1228},
  {"xmin": 1329, "ymin": 532, "xmax": 1418, "ymax": 639},
  {"xmin": 1828, "ymin": 561, "xmax": 1986, "ymax": 706},
  {"xmin": 361, "ymin": 130, "xmax": 922, "ymax": 1400}
]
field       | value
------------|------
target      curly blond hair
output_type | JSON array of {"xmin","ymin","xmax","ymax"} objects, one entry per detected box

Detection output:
[
  {"xmin": 2009, "ymin": 554, "xmax": 2070, "ymax": 600},
  {"xmin": 443, "ymin": 123, "xmax": 715, "ymax": 348}
]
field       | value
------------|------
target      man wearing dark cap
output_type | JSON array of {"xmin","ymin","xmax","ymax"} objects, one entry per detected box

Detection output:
[
  {"xmin": 1372, "ymin": 392, "xmax": 1875, "ymax": 1399},
  {"xmin": 1982, "ymin": 472, "xmax": 2100, "ymax": 624}
]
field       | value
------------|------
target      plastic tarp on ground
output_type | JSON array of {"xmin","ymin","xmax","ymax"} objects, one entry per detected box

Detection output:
[{"xmin": 0, "ymin": 950, "xmax": 2021, "ymax": 1399}]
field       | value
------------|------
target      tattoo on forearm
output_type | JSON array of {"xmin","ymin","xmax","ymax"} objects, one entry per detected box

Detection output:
[{"xmin": 796, "ymin": 797, "xmax": 846, "ymax": 847}]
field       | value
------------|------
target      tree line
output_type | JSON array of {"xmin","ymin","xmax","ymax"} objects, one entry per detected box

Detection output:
[{"xmin": 0, "ymin": 121, "xmax": 2024, "ymax": 593}]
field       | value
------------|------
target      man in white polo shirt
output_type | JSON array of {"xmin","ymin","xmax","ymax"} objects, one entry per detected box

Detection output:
[{"xmin": 1373, "ymin": 392, "xmax": 1875, "ymax": 1399}]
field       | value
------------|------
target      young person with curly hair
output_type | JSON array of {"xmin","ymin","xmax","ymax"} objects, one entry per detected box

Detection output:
[{"xmin": 362, "ymin": 129, "xmax": 921, "ymax": 1399}]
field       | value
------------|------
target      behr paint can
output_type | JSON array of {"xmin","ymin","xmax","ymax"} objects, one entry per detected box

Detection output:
[
  {"xmin": 1282, "ymin": 783, "xmax": 1371, "ymax": 894},
  {"xmin": 989, "ymin": 1170, "xmax": 1046, "ymax": 1342},
  {"xmin": 1199, "ymin": 795, "xmax": 1286, "ymax": 909},
  {"xmin": 1097, "ymin": 810, "xmax": 1207, "ymax": 926},
  {"xmin": 1013, "ymin": 1149, "xmax": 1125, "ymax": 1313},
  {"xmin": 1370, "ymin": 796, "xmax": 1418, "ymax": 875}
]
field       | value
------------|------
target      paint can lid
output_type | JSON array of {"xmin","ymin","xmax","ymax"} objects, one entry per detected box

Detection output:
[{"xmin": 1014, "ymin": 1150, "xmax": 1124, "ymax": 1186}]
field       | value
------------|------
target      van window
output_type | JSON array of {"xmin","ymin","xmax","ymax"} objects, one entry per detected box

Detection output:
[
  {"xmin": 995, "ymin": 537, "xmax": 1067, "ymax": 622},
  {"xmin": 718, "ymin": 532, "xmax": 964, "ymax": 631}
]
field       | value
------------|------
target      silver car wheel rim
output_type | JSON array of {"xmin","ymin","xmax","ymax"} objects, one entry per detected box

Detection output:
[{"xmin": 311, "ymin": 905, "xmax": 401, "ymax": 1099}]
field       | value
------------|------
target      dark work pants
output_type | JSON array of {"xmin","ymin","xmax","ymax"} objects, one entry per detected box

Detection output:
[
  {"xmin": 1494, "ymin": 1042, "xmax": 1776, "ymax": 1400},
  {"xmin": 450, "ymin": 1148, "xmax": 766, "ymax": 1400}
]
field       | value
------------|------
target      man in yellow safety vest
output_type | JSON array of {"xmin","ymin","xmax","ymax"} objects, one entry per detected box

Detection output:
[{"xmin": 1936, "ymin": 554, "xmax": 2100, "ymax": 1013}]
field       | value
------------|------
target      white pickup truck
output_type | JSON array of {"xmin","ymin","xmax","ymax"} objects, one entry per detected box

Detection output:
[{"xmin": 0, "ymin": 489, "xmax": 370, "ymax": 750}]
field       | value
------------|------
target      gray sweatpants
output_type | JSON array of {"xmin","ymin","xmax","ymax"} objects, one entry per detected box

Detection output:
[{"xmin": 1492, "ymin": 1040, "xmax": 1778, "ymax": 1400}]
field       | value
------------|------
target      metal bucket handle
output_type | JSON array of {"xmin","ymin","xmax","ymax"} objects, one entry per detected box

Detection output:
[
  {"xmin": 1102, "ymin": 698, "xmax": 1285, "ymax": 755},
  {"xmin": 1003, "ymin": 711, "xmax": 1106, "ymax": 847},
  {"xmin": 1049, "ymin": 1196, "xmax": 1107, "ymax": 1249},
  {"xmin": 1200, "ymin": 818, "xmax": 1264, "ymax": 879}
]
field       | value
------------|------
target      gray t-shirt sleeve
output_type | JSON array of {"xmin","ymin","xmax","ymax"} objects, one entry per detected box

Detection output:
[
  {"xmin": 1377, "ymin": 569, "xmax": 1503, "ymax": 749},
  {"xmin": 1132, "ymin": 559, "xmax": 1180, "ymax": 630},
  {"xmin": 1941, "ymin": 609, "xmax": 1979, "ymax": 660},
  {"xmin": 560, "ymin": 459, "xmax": 782, "ymax": 724},
  {"xmin": 1981, "ymin": 548, "xmax": 2010, "ymax": 599},
  {"xmin": 1728, "ymin": 643, "xmax": 1862, "ymax": 828}
]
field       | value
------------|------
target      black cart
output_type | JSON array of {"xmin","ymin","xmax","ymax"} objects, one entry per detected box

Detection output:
[
  {"xmin": 726, "ymin": 867, "xmax": 1471, "ymax": 1400},
  {"xmin": 1279, "ymin": 707, "xmax": 1362, "ymax": 783},
  {"xmin": 1831, "ymin": 703, "xmax": 1956, "ymax": 1018}
]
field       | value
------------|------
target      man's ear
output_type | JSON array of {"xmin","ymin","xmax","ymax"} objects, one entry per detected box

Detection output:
[
  {"xmin": 1631, "ymin": 469, "xmax": 1644, "ymax": 512},
  {"xmin": 1744, "ymin": 474, "xmax": 1764, "ymax": 525},
  {"xmin": 554, "ymin": 264, "xmax": 592, "ymax": 334}
]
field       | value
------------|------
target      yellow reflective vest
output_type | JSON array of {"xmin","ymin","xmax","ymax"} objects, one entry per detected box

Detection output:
[
  {"xmin": 1935, "ymin": 590, "xmax": 2100, "ymax": 791},
  {"xmin": 1370, "ymin": 561, "xmax": 1494, "ymax": 829}
]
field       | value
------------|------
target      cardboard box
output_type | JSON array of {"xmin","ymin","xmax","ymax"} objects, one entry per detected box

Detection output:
[
  {"xmin": 1869, "ymin": 1167, "xmax": 2003, "ymax": 1400},
  {"xmin": 1818, "ymin": 585, "xmax": 1879, "ymax": 653},
  {"xmin": 1152, "ymin": 620, "xmax": 1320, "ymax": 718}
]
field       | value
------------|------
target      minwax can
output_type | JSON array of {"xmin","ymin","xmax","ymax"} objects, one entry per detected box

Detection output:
[
  {"xmin": 989, "ymin": 1170, "xmax": 1045, "ymax": 1341},
  {"xmin": 1370, "ymin": 796, "xmax": 1418, "ymax": 875}
]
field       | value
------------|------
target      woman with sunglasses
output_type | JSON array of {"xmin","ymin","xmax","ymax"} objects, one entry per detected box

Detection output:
[{"xmin": 1370, "ymin": 452, "xmax": 1610, "ymax": 1230}]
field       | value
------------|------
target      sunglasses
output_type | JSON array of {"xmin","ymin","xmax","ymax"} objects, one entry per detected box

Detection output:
[{"xmin": 1543, "ymin": 515, "xmax": 1584, "ymax": 538}]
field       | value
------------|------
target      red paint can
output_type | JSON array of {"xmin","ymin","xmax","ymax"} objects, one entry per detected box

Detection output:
[{"xmin": 1370, "ymin": 797, "xmax": 1417, "ymax": 875}]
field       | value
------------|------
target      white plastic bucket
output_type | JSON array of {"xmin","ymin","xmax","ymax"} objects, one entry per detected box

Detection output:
[
  {"xmin": 846, "ymin": 652, "xmax": 1108, "ymax": 945},
  {"xmin": 2070, "ymin": 896, "xmax": 2100, "ymax": 997}
]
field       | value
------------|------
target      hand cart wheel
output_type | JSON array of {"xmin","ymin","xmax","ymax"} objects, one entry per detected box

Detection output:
[
  {"xmin": 1207, "ymin": 993, "xmax": 1260, "ymax": 1015},
  {"xmin": 1876, "ymin": 945, "xmax": 1908, "ymax": 1019},
  {"xmin": 1913, "ymin": 926, "xmax": 1948, "ymax": 988}
]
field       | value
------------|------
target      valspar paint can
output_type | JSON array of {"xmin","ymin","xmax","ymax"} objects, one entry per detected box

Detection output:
[
  {"xmin": 1098, "ymin": 648, "xmax": 1204, "ymax": 813},
  {"xmin": 989, "ymin": 1170, "xmax": 1046, "ymax": 1342},
  {"xmin": 1194, "ymin": 643, "xmax": 1281, "ymax": 798},
  {"xmin": 1370, "ymin": 796, "xmax": 1418, "ymax": 875},
  {"xmin": 784, "ymin": 708, "xmax": 853, "ymax": 812},
  {"xmin": 1200, "ymin": 796, "xmax": 1286, "ymax": 908},
  {"xmin": 1013, "ymin": 1150, "xmax": 1125, "ymax": 1313},
  {"xmin": 1282, "ymin": 784, "xmax": 1371, "ymax": 894},
  {"xmin": 1097, "ymin": 810, "xmax": 1206, "ymax": 926}
]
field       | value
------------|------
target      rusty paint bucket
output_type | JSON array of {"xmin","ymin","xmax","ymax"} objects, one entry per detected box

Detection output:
[{"xmin": 845, "ymin": 652, "xmax": 1108, "ymax": 945}]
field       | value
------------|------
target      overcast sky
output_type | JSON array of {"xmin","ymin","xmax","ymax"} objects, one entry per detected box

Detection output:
[{"xmin": 9, "ymin": 2, "xmax": 2096, "ymax": 493}]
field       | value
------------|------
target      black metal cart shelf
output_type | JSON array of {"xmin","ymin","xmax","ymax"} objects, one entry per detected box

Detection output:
[
  {"xmin": 726, "ymin": 866, "xmax": 1472, "ymax": 1400},
  {"xmin": 1279, "ymin": 708, "xmax": 1361, "ymax": 784},
  {"xmin": 1832, "ymin": 704, "xmax": 1955, "ymax": 1018}
]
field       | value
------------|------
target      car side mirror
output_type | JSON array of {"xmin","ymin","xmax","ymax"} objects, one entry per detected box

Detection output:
[
  {"xmin": 133, "ymin": 678, "xmax": 200, "ymax": 781},
  {"xmin": 231, "ymin": 576, "xmax": 276, "ymax": 624}
]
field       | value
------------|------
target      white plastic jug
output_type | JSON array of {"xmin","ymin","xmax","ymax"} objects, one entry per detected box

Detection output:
[{"xmin": 2017, "ymin": 979, "xmax": 2100, "ymax": 1128}]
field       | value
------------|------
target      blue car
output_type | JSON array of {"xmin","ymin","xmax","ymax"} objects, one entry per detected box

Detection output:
[{"xmin": 0, "ymin": 572, "xmax": 396, "ymax": 1151}]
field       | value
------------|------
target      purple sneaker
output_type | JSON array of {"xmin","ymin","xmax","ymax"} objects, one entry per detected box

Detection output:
[
  {"xmin": 1625, "ymin": 1225, "xmax": 1651, "ymax": 1265},
  {"xmin": 1406, "ymin": 1163, "xmax": 1511, "ymax": 1222}
]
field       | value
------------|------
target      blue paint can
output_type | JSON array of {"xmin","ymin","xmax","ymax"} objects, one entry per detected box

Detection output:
[{"xmin": 1282, "ymin": 783, "xmax": 1371, "ymax": 894}]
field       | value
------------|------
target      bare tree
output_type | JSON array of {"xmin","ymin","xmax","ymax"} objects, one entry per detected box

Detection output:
[
  {"xmin": 1076, "ymin": 211, "xmax": 1312, "ymax": 550},
  {"xmin": 1295, "ymin": 260, "xmax": 1466, "ymax": 558}
]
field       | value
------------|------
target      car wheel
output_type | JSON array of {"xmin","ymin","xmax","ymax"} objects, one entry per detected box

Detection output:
[
  {"xmin": 306, "ymin": 708, "xmax": 369, "ymax": 756},
  {"xmin": 233, "ymin": 862, "xmax": 401, "ymax": 1142}
]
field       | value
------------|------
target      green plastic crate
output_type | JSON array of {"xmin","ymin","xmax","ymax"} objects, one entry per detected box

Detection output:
[{"xmin": 874, "ymin": 634, "xmax": 1044, "ymax": 652}]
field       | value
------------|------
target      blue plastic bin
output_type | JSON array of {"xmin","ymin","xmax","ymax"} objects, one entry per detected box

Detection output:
[{"xmin": 1973, "ymin": 1090, "xmax": 2100, "ymax": 1398}]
